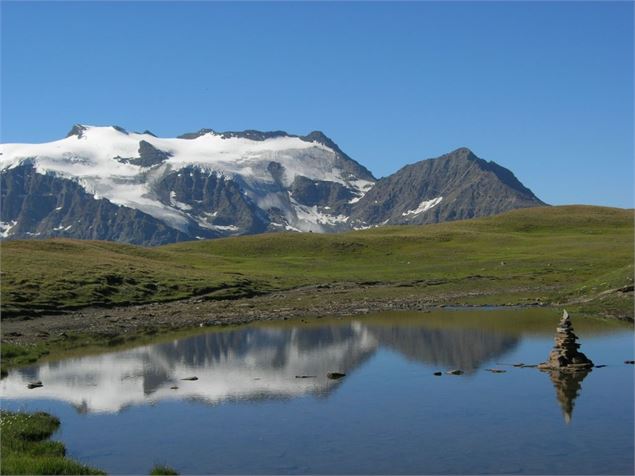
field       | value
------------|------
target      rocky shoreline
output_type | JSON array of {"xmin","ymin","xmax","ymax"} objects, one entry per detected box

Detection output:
[
  {"xmin": 1, "ymin": 282, "xmax": 552, "ymax": 346},
  {"xmin": 1, "ymin": 280, "xmax": 632, "ymax": 353}
]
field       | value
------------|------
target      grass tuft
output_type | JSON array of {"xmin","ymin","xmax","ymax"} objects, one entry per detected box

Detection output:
[
  {"xmin": 150, "ymin": 464, "xmax": 179, "ymax": 475},
  {"xmin": 0, "ymin": 411, "xmax": 104, "ymax": 475}
]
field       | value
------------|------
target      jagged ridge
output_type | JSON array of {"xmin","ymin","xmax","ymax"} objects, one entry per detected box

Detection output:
[{"xmin": 0, "ymin": 126, "xmax": 545, "ymax": 245}]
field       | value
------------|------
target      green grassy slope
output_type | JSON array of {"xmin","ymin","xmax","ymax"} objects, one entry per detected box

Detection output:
[{"xmin": 1, "ymin": 205, "xmax": 633, "ymax": 318}]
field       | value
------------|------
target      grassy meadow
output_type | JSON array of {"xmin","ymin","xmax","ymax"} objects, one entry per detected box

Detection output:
[{"xmin": 1, "ymin": 205, "xmax": 633, "ymax": 319}]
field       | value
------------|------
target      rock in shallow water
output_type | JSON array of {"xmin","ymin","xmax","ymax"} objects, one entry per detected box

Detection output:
[
  {"xmin": 538, "ymin": 310, "xmax": 593, "ymax": 371},
  {"xmin": 446, "ymin": 369, "xmax": 464, "ymax": 375},
  {"xmin": 327, "ymin": 372, "xmax": 346, "ymax": 380}
]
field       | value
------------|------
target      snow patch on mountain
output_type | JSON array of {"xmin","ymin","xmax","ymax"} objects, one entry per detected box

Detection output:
[
  {"xmin": 290, "ymin": 198, "xmax": 349, "ymax": 232},
  {"xmin": 0, "ymin": 125, "xmax": 375, "ymax": 235},
  {"xmin": 0, "ymin": 221, "xmax": 17, "ymax": 238},
  {"xmin": 402, "ymin": 197, "xmax": 443, "ymax": 216}
]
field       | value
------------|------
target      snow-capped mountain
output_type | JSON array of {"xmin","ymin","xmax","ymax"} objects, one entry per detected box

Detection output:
[{"xmin": 0, "ymin": 125, "xmax": 544, "ymax": 245}]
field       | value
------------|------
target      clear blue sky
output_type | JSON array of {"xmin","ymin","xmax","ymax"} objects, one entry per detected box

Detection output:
[{"xmin": 1, "ymin": 1, "xmax": 633, "ymax": 208}]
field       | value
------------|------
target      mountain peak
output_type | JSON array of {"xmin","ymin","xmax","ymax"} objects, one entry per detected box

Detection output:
[
  {"xmin": 177, "ymin": 128, "xmax": 217, "ymax": 140},
  {"xmin": 110, "ymin": 125, "xmax": 129, "ymax": 135},
  {"xmin": 66, "ymin": 124, "xmax": 87, "ymax": 138},
  {"xmin": 219, "ymin": 130, "xmax": 290, "ymax": 141},
  {"xmin": 66, "ymin": 124, "xmax": 130, "ymax": 138},
  {"xmin": 350, "ymin": 147, "xmax": 544, "ymax": 227},
  {"xmin": 443, "ymin": 147, "xmax": 477, "ymax": 160},
  {"xmin": 301, "ymin": 130, "xmax": 338, "ymax": 149},
  {"xmin": 1, "ymin": 127, "xmax": 544, "ymax": 245}
]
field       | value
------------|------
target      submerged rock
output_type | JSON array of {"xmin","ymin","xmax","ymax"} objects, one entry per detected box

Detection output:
[
  {"xmin": 446, "ymin": 369, "xmax": 464, "ymax": 375},
  {"xmin": 486, "ymin": 369, "xmax": 506, "ymax": 373},
  {"xmin": 538, "ymin": 310, "xmax": 593, "ymax": 371},
  {"xmin": 327, "ymin": 372, "xmax": 346, "ymax": 380}
]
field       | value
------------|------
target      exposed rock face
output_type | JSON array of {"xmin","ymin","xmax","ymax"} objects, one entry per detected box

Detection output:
[
  {"xmin": 0, "ymin": 164, "xmax": 196, "ymax": 245},
  {"xmin": 1, "ymin": 126, "xmax": 546, "ymax": 245},
  {"xmin": 539, "ymin": 310, "xmax": 594, "ymax": 371},
  {"xmin": 115, "ymin": 140, "xmax": 172, "ymax": 168},
  {"xmin": 350, "ymin": 147, "xmax": 545, "ymax": 226}
]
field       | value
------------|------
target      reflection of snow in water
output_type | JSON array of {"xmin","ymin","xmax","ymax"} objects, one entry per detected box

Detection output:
[
  {"xmin": 0, "ymin": 324, "xmax": 379, "ymax": 413},
  {"xmin": 0, "ymin": 320, "xmax": 519, "ymax": 413}
]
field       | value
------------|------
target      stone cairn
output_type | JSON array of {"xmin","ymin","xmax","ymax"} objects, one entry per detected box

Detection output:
[{"xmin": 538, "ymin": 310, "xmax": 593, "ymax": 371}]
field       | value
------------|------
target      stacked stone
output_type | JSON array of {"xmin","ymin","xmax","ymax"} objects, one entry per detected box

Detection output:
[{"xmin": 539, "ymin": 310, "xmax": 593, "ymax": 371}]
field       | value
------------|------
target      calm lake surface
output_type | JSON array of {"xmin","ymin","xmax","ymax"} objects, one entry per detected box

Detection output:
[{"xmin": 2, "ymin": 309, "xmax": 633, "ymax": 474}]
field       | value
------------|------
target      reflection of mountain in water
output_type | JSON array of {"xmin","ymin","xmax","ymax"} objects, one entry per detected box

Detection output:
[
  {"xmin": 1, "ymin": 319, "xmax": 519, "ymax": 413},
  {"xmin": 1, "ymin": 324, "xmax": 378, "ymax": 413},
  {"xmin": 546, "ymin": 369, "xmax": 591, "ymax": 424},
  {"xmin": 141, "ymin": 324, "xmax": 378, "ymax": 396},
  {"xmin": 368, "ymin": 325, "xmax": 518, "ymax": 372}
]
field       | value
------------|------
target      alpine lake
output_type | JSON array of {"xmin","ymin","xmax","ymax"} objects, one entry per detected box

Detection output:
[{"xmin": 1, "ymin": 308, "xmax": 633, "ymax": 475}]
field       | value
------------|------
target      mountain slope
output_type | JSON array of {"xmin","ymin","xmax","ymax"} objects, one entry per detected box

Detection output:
[
  {"xmin": 350, "ymin": 147, "xmax": 545, "ymax": 226},
  {"xmin": 0, "ymin": 126, "xmax": 545, "ymax": 245},
  {"xmin": 1, "ymin": 125, "xmax": 375, "ymax": 243}
]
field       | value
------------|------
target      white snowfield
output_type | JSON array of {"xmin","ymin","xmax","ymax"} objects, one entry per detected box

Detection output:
[
  {"xmin": 402, "ymin": 196, "xmax": 443, "ymax": 217},
  {"xmin": 0, "ymin": 125, "xmax": 375, "ymax": 234}
]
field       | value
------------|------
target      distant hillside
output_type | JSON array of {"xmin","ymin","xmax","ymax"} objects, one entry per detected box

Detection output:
[{"xmin": 1, "ymin": 205, "xmax": 632, "ymax": 319}]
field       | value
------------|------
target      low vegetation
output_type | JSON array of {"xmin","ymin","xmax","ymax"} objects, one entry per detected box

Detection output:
[
  {"xmin": 0, "ymin": 411, "xmax": 104, "ymax": 475},
  {"xmin": 1, "ymin": 205, "xmax": 632, "ymax": 320},
  {"xmin": 149, "ymin": 465, "xmax": 179, "ymax": 475}
]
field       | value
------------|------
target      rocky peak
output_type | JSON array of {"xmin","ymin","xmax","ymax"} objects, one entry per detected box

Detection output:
[
  {"xmin": 1, "ymin": 125, "xmax": 545, "ymax": 245},
  {"xmin": 177, "ymin": 128, "xmax": 217, "ymax": 140},
  {"xmin": 111, "ymin": 125, "xmax": 129, "ymax": 134},
  {"xmin": 66, "ymin": 124, "xmax": 87, "ymax": 138},
  {"xmin": 301, "ymin": 131, "xmax": 341, "ymax": 151},
  {"xmin": 441, "ymin": 147, "xmax": 478, "ymax": 160},
  {"xmin": 137, "ymin": 130, "xmax": 157, "ymax": 137},
  {"xmin": 219, "ymin": 130, "xmax": 290, "ymax": 141}
]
